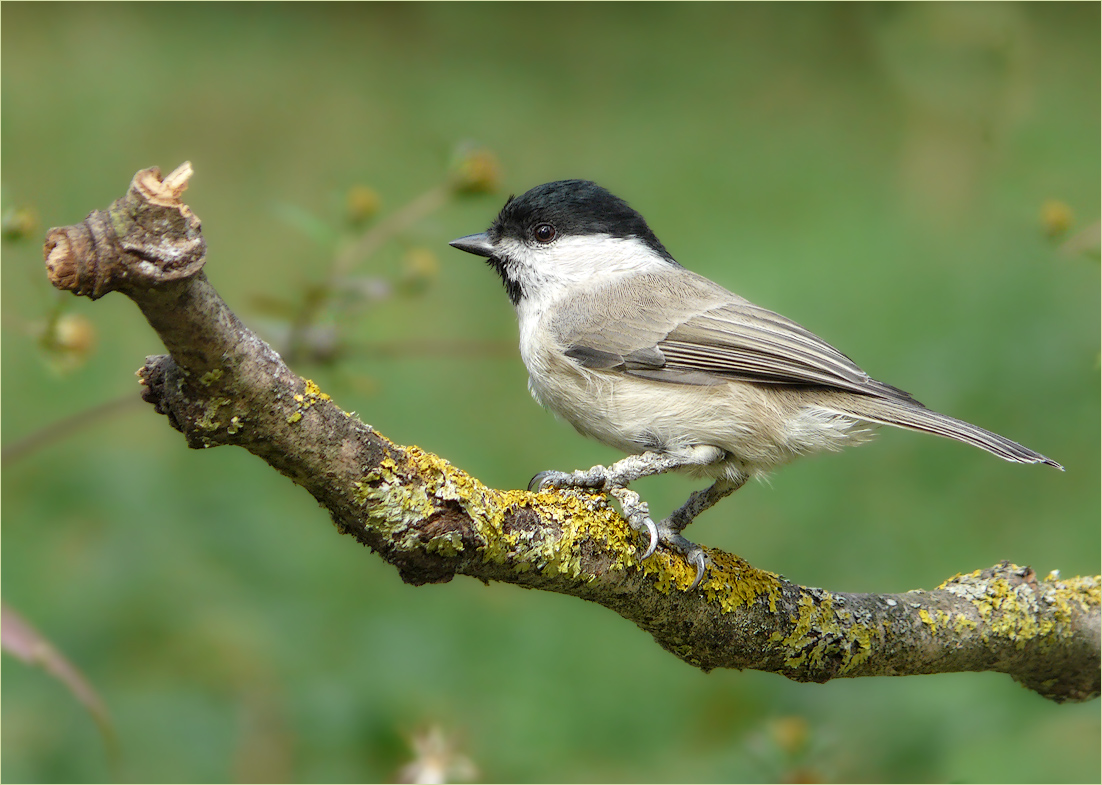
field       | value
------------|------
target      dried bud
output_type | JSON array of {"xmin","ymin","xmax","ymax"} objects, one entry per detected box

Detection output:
[
  {"xmin": 346, "ymin": 185, "xmax": 382, "ymax": 225},
  {"xmin": 1040, "ymin": 199, "xmax": 1074, "ymax": 238},
  {"xmin": 2, "ymin": 207, "xmax": 38, "ymax": 241},
  {"xmin": 450, "ymin": 146, "xmax": 501, "ymax": 194},
  {"xmin": 769, "ymin": 715, "xmax": 810, "ymax": 755},
  {"xmin": 399, "ymin": 247, "xmax": 439, "ymax": 295},
  {"xmin": 40, "ymin": 312, "xmax": 97, "ymax": 371}
]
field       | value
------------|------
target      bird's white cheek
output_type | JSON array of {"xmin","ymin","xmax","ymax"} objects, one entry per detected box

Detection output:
[{"xmin": 504, "ymin": 234, "xmax": 672, "ymax": 299}]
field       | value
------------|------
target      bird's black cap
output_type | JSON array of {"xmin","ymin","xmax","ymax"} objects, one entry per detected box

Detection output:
[{"xmin": 490, "ymin": 180, "xmax": 676, "ymax": 263}]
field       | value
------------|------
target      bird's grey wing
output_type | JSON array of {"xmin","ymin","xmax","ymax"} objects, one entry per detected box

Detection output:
[
  {"xmin": 552, "ymin": 270, "xmax": 738, "ymax": 385},
  {"xmin": 552, "ymin": 270, "xmax": 920, "ymax": 405}
]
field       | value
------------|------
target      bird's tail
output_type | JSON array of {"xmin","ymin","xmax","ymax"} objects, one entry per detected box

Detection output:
[{"xmin": 826, "ymin": 399, "xmax": 1063, "ymax": 469}]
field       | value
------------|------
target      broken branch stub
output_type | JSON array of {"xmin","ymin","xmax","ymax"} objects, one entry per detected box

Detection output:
[{"xmin": 44, "ymin": 163, "xmax": 206, "ymax": 300}]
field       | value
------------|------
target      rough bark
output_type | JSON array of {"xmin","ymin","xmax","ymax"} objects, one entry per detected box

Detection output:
[{"xmin": 43, "ymin": 164, "xmax": 1101, "ymax": 703}]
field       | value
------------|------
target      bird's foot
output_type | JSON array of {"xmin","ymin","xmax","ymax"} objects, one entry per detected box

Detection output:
[
  {"xmin": 654, "ymin": 522, "xmax": 709, "ymax": 590},
  {"xmin": 529, "ymin": 462, "xmax": 709, "ymax": 590},
  {"xmin": 600, "ymin": 485, "xmax": 709, "ymax": 588},
  {"xmin": 609, "ymin": 488, "xmax": 706, "ymax": 588},
  {"xmin": 607, "ymin": 486, "xmax": 658, "ymax": 560},
  {"xmin": 530, "ymin": 470, "xmax": 662, "ymax": 561},
  {"xmin": 529, "ymin": 467, "xmax": 610, "ymax": 493}
]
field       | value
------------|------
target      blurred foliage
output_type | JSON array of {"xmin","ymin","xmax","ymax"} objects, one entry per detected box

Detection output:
[{"xmin": 2, "ymin": 4, "xmax": 1098, "ymax": 783}]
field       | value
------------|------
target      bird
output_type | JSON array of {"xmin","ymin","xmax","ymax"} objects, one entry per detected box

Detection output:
[{"xmin": 449, "ymin": 179, "xmax": 1061, "ymax": 589}]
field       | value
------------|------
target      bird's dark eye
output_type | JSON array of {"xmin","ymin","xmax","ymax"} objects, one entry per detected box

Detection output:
[{"xmin": 534, "ymin": 223, "xmax": 556, "ymax": 243}]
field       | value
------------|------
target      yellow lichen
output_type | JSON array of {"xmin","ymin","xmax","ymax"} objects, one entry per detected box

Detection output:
[
  {"xmin": 771, "ymin": 591, "xmax": 873, "ymax": 674},
  {"xmin": 424, "ymin": 531, "xmax": 465, "ymax": 557},
  {"xmin": 984, "ymin": 578, "xmax": 1051, "ymax": 647},
  {"xmin": 953, "ymin": 613, "xmax": 977, "ymax": 634},
  {"xmin": 199, "ymin": 369, "xmax": 223, "ymax": 386},
  {"xmin": 286, "ymin": 378, "xmax": 335, "ymax": 424},
  {"xmin": 1050, "ymin": 574, "xmax": 1101, "ymax": 606},
  {"xmin": 358, "ymin": 443, "xmax": 647, "ymax": 582},
  {"xmin": 352, "ymin": 439, "xmax": 785, "ymax": 603},
  {"xmin": 303, "ymin": 379, "xmax": 331, "ymax": 402},
  {"xmin": 356, "ymin": 450, "xmax": 436, "ymax": 538},
  {"xmin": 936, "ymin": 565, "xmax": 1102, "ymax": 649},
  {"xmin": 196, "ymin": 397, "xmax": 231, "ymax": 431},
  {"xmin": 694, "ymin": 551, "xmax": 781, "ymax": 613}
]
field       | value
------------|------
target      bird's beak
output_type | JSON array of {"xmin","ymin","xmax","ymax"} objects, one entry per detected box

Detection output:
[{"xmin": 449, "ymin": 232, "xmax": 495, "ymax": 258}]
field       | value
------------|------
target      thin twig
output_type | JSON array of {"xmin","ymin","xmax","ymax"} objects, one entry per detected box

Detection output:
[
  {"xmin": 284, "ymin": 183, "xmax": 453, "ymax": 361},
  {"xmin": 1, "ymin": 392, "xmax": 145, "ymax": 466},
  {"xmin": 332, "ymin": 183, "xmax": 451, "ymax": 279}
]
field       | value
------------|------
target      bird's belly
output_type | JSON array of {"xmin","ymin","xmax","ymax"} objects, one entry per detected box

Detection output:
[{"xmin": 527, "ymin": 355, "xmax": 866, "ymax": 477}]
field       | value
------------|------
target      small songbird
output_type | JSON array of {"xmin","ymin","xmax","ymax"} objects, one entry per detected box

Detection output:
[{"xmin": 450, "ymin": 180, "xmax": 1061, "ymax": 589}]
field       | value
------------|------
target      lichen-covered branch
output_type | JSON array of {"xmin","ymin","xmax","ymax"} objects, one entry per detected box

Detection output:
[{"xmin": 43, "ymin": 164, "xmax": 1102, "ymax": 703}]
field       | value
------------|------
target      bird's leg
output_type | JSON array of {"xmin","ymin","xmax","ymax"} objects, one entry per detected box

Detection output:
[
  {"xmin": 663, "ymin": 474, "xmax": 746, "ymax": 534},
  {"xmin": 529, "ymin": 451, "xmax": 696, "ymax": 493},
  {"xmin": 656, "ymin": 474, "xmax": 747, "ymax": 590},
  {"xmin": 530, "ymin": 448, "xmax": 736, "ymax": 589}
]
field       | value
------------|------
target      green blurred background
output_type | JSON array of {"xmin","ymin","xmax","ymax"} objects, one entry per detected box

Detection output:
[{"xmin": 2, "ymin": 3, "xmax": 1098, "ymax": 782}]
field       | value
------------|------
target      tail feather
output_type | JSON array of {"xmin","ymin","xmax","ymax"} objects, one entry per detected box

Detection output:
[{"xmin": 829, "ymin": 400, "xmax": 1063, "ymax": 470}]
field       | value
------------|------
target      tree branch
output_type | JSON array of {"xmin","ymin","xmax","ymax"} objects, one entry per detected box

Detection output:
[{"xmin": 43, "ymin": 164, "xmax": 1101, "ymax": 703}]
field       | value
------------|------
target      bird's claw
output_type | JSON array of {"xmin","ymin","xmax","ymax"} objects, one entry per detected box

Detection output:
[
  {"xmin": 528, "ymin": 470, "xmax": 556, "ymax": 492},
  {"xmin": 685, "ymin": 548, "xmax": 707, "ymax": 591},
  {"xmin": 528, "ymin": 468, "xmax": 705, "ymax": 590},
  {"xmin": 655, "ymin": 524, "xmax": 709, "ymax": 590},
  {"xmin": 642, "ymin": 522, "xmax": 659, "ymax": 560}
]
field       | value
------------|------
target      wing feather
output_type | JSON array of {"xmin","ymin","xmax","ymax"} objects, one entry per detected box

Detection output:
[{"xmin": 550, "ymin": 269, "xmax": 921, "ymax": 406}]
